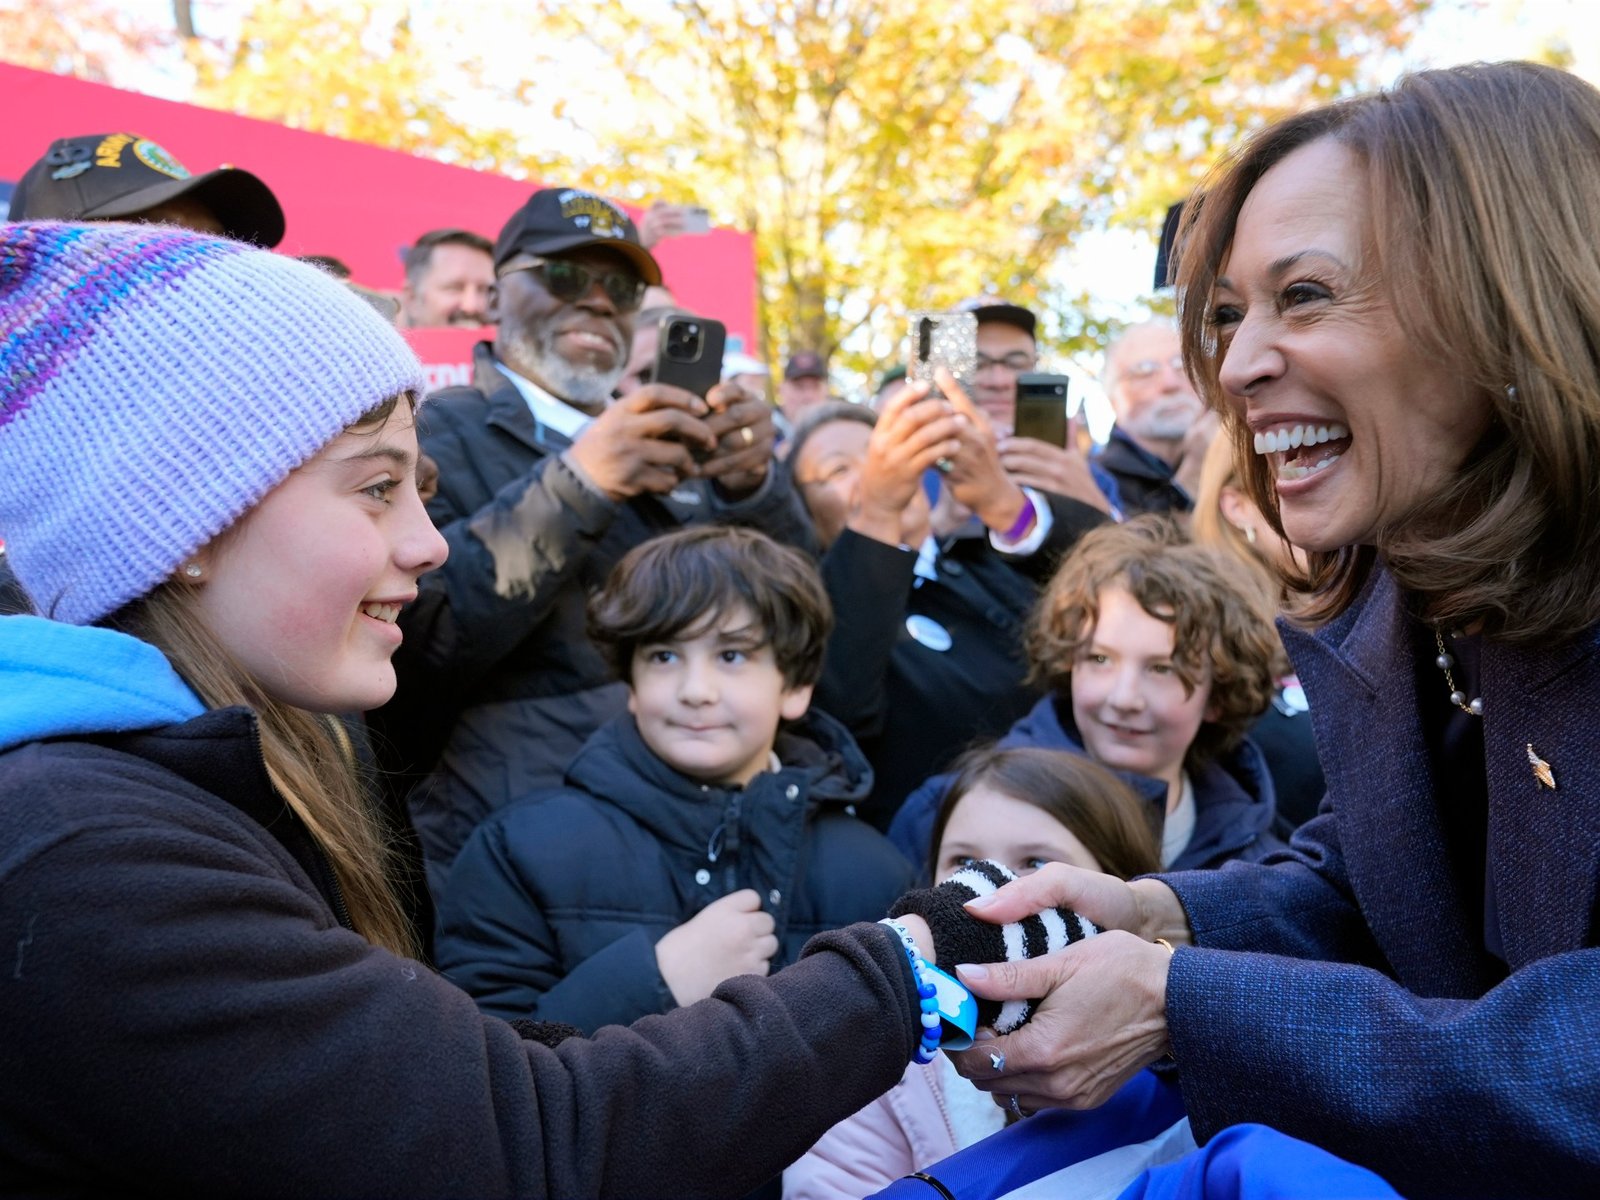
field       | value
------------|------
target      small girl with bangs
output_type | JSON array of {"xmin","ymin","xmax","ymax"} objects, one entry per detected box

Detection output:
[{"xmin": 785, "ymin": 745, "xmax": 1161, "ymax": 1200}]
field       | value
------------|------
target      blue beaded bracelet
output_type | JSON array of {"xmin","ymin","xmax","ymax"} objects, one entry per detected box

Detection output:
[{"xmin": 880, "ymin": 919, "xmax": 941, "ymax": 1065}]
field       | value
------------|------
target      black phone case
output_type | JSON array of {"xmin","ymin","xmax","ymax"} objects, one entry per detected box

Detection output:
[
  {"xmin": 1013, "ymin": 374, "xmax": 1070, "ymax": 446},
  {"xmin": 652, "ymin": 316, "xmax": 727, "ymax": 400}
]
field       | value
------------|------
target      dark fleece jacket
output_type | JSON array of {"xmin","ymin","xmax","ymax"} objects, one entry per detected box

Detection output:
[{"xmin": 0, "ymin": 618, "xmax": 919, "ymax": 1199}]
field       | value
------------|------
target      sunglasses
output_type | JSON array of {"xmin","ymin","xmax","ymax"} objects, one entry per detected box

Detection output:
[{"xmin": 498, "ymin": 255, "xmax": 647, "ymax": 313}]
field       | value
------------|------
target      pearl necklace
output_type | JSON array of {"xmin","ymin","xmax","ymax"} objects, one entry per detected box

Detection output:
[{"xmin": 1433, "ymin": 628, "xmax": 1483, "ymax": 717}]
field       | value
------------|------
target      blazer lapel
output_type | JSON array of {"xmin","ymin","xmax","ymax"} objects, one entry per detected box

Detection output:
[
  {"xmin": 1482, "ymin": 630, "xmax": 1600, "ymax": 966},
  {"xmin": 1283, "ymin": 570, "xmax": 1485, "ymax": 995}
]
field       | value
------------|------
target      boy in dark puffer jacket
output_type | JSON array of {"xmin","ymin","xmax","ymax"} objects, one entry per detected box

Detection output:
[{"xmin": 436, "ymin": 526, "xmax": 912, "ymax": 1031}]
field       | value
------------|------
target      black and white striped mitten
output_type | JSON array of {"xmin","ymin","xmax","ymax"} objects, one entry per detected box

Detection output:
[{"xmin": 887, "ymin": 859, "xmax": 1098, "ymax": 1034}]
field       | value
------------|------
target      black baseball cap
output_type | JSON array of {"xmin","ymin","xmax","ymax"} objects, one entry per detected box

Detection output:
[
  {"xmin": 493, "ymin": 187, "xmax": 661, "ymax": 285},
  {"xmin": 9, "ymin": 133, "xmax": 285, "ymax": 247},
  {"xmin": 784, "ymin": 351, "xmax": 827, "ymax": 381},
  {"xmin": 956, "ymin": 295, "xmax": 1037, "ymax": 339}
]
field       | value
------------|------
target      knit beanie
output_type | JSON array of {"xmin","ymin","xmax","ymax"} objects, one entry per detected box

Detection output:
[
  {"xmin": 0, "ymin": 222, "xmax": 425, "ymax": 625},
  {"xmin": 890, "ymin": 859, "xmax": 1099, "ymax": 1034}
]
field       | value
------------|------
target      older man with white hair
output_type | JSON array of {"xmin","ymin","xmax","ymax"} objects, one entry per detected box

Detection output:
[{"xmin": 1094, "ymin": 319, "xmax": 1217, "ymax": 516}]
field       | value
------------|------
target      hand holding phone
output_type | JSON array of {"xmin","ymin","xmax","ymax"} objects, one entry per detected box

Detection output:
[{"xmin": 907, "ymin": 311, "xmax": 978, "ymax": 398}]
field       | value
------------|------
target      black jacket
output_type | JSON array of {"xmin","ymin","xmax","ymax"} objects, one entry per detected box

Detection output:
[
  {"xmin": 0, "ymin": 703, "xmax": 922, "ymax": 1198},
  {"xmin": 813, "ymin": 502, "xmax": 1105, "ymax": 830},
  {"xmin": 372, "ymin": 344, "xmax": 818, "ymax": 891},
  {"xmin": 1093, "ymin": 427, "xmax": 1192, "ymax": 516},
  {"xmin": 435, "ymin": 710, "xmax": 913, "ymax": 1031}
]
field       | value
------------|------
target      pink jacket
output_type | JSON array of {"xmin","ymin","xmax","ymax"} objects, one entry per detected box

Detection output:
[{"xmin": 785, "ymin": 1058, "xmax": 999, "ymax": 1200}]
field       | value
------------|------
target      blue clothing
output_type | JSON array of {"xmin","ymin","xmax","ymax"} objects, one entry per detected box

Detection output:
[
  {"xmin": 868, "ymin": 1073, "xmax": 1396, "ymax": 1200},
  {"xmin": 870, "ymin": 1070, "xmax": 1187, "ymax": 1200},
  {"xmin": 0, "ymin": 614, "xmax": 203, "ymax": 749},
  {"xmin": 890, "ymin": 693, "xmax": 1283, "ymax": 876},
  {"xmin": 1118, "ymin": 1125, "xmax": 1398, "ymax": 1200},
  {"xmin": 1159, "ymin": 568, "xmax": 1600, "ymax": 1196}
]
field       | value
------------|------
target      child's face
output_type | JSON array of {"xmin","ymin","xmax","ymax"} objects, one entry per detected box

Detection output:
[
  {"xmin": 191, "ymin": 405, "xmax": 447, "ymax": 713},
  {"xmin": 628, "ymin": 605, "xmax": 813, "ymax": 787},
  {"xmin": 936, "ymin": 785, "xmax": 1101, "ymax": 881},
  {"xmin": 1069, "ymin": 585, "xmax": 1212, "ymax": 793}
]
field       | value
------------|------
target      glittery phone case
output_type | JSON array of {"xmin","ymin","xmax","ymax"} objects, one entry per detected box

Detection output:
[{"xmin": 906, "ymin": 310, "xmax": 978, "ymax": 392}]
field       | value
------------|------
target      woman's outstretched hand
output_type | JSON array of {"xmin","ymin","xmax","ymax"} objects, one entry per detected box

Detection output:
[{"xmin": 944, "ymin": 863, "xmax": 1192, "ymax": 1113}]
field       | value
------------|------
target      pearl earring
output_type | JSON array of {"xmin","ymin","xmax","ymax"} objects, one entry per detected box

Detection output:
[{"xmin": 184, "ymin": 564, "xmax": 204, "ymax": 579}]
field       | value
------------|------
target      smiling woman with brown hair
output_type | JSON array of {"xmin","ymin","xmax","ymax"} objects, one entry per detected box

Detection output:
[{"xmin": 942, "ymin": 62, "xmax": 1600, "ymax": 1198}]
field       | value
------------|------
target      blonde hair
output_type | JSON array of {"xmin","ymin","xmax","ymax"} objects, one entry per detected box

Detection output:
[{"xmin": 1178, "ymin": 62, "xmax": 1600, "ymax": 642}]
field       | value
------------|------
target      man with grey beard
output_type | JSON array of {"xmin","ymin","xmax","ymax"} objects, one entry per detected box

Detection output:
[
  {"xmin": 1094, "ymin": 319, "xmax": 1217, "ymax": 517},
  {"xmin": 373, "ymin": 187, "xmax": 812, "ymax": 899}
]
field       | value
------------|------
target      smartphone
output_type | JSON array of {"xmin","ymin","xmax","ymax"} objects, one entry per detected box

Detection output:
[
  {"xmin": 651, "ymin": 313, "xmax": 727, "ymax": 399},
  {"xmin": 906, "ymin": 310, "xmax": 977, "ymax": 396},
  {"xmin": 681, "ymin": 205, "xmax": 712, "ymax": 235},
  {"xmin": 651, "ymin": 313, "xmax": 727, "ymax": 463},
  {"xmin": 1013, "ymin": 373, "xmax": 1071, "ymax": 446}
]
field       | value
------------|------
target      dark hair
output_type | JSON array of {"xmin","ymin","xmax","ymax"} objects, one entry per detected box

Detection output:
[
  {"xmin": 589, "ymin": 526, "xmax": 833, "ymax": 688},
  {"xmin": 403, "ymin": 228, "xmax": 493, "ymax": 287},
  {"xmin": 929, "ymin": 746, "xmax": 1161, "ymax": 882},
  {"xmin": 298, "ymin": 254, "xmax": 352, "ymax": 280},
  {"xmin": 1177, "ymin": 62, "xmax": 1600, "ymax": 643},
  {"xmin": 786, "ymin": 400, "xmax": 876, "ymax": 479},
  {"xmin": 1026, "ymin": 516, "xmax": 1278, "ymax": 768}
]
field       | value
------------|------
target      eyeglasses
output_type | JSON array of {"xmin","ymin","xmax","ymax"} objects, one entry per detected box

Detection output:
[
  {"xmin": 1124, "ymin": 355, "xmax": 1185, "ymax": 379},
  {"xmin": 975, "ymin": 350, "xmax": 1037, "ymax": 373},
  {"xmin": 498, "ymin": 255, "xmax": 647, "ymax": 313}
]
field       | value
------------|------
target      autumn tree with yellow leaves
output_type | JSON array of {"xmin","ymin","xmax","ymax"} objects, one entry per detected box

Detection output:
[
  {"xmin": 529, "ymin": 0, "xmax": 1431, "ymax": 374},
  {"xmin": 1, "ymin": 0, "xmax": 1432, "ymax": 377}
]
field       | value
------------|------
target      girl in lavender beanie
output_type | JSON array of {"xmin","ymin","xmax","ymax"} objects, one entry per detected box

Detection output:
[{"xmin": 0, "ymin": 221, "xmax": 1057, "ymax": 1198}]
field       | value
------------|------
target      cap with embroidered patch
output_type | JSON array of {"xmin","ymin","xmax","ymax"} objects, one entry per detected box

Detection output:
[
  {"xmin": 493, "ymin": 187, "xmax": 661, "ymax": 284},
  {"xmin": 9, "ymin": 133, "xmax": 285, "ymax": 247}
]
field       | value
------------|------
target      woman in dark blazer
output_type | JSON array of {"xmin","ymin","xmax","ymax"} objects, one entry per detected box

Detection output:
[{"xmin": 942, "ymin": 62, "xmax": 1600, "ymax": 1200}]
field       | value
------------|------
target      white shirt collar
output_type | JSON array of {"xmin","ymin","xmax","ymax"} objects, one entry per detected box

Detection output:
[{"xmin": 496, "ymin": 360, "xmax": 594, "ymax": 440}]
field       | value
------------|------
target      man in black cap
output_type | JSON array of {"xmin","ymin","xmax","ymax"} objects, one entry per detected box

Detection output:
[
  {"xmin": 373, "ymin": 186, "xmax": 812, "ymax": 895},
  {"xmin": 8, "ymin": 133, "xmax": 284, "ymax": 245},
  {"xmin": 950, "ymin": 295, "xmax": 1111, "ymax": 515},
  {"xmin": 778, "ymin": 350, "xmax": 830, "ymax": 428}
]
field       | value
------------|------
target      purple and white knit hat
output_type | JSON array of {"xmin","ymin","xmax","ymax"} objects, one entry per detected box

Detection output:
[{"xmin": 0, "ymin": 222, "xmax": 424, "ymax": 624}]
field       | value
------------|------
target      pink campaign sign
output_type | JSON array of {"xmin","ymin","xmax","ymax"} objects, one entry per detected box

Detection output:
[{"xmin": 398, "ymin": 327, "xmax": 492, "ymax": 393}]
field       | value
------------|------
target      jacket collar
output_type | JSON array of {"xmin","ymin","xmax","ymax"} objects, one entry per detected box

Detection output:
[
  {"xmin": 564, "ymin": 711, "xmax": 874, "ymax": 853},
  {"xmin": 471, "ymin": 342, "xmax": 576, "ymax": 456},
  {"xmin": 1095, "ymin": 428, "xmax": 1177, "ymax": 484}
]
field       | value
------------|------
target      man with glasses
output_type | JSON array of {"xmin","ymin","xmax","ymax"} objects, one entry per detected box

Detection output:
[
  {"xmin": 374, "ymin": 187, "xmax": 813, "ymax": 899},
  {"xmin": 950, "ymin": 296, "xmax": 1112, "ymax": 517},
  {"xmin": 1095, "ymin": 319, "xmax": 1215, "ymax": 517}
]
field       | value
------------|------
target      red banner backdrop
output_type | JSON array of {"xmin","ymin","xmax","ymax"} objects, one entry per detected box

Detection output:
[{"xmin": 0, "ymin": 63, "xmax": 757, "ymax": 353}]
